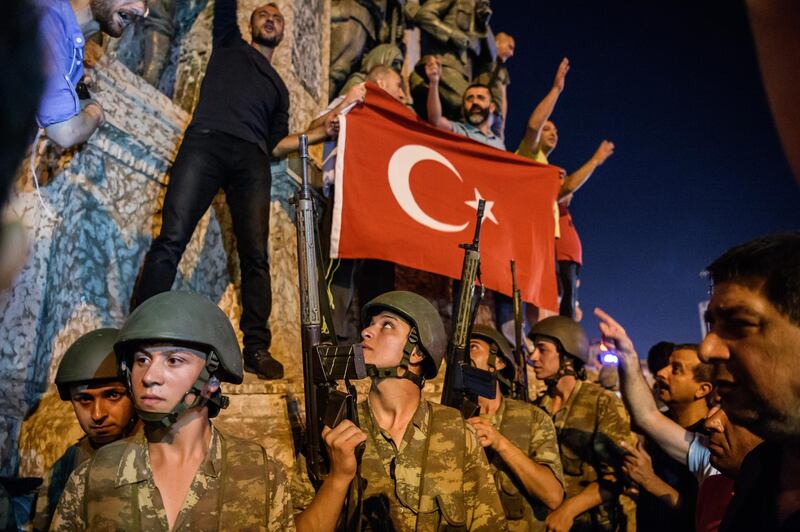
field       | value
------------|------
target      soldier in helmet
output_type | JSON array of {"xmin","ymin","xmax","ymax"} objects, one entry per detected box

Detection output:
[
  {"xmin": 465, "ymin": 325, "xmax": 564, "ymax": 531},
  {"xmin": 33, "ymin": 328, "xmax": 138, "ymax": 531},
  {"xmin": 529, "ymin": 316, "xmax": 636, "ymax": 532},
  {"xmin": 294, "ymin": 291, "xmax": 506, "ymax": 530},
  {"xmin": 50, "ymin": 291, "xmax": 297, "ymax": 531}
]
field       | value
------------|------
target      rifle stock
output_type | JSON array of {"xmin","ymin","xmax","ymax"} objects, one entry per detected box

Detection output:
[{"xmin": 441, "ymin": 200, "xmax": 497, "ymax": 418}]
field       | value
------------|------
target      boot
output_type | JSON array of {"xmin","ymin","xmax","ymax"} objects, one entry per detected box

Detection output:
[{"xmin": 243, "ymin": 349, "xmax": 284, "ymax": 380}]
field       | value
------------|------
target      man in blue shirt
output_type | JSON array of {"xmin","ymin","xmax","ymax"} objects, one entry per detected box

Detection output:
[{"xmin": 36, "ymin": 0, "xmax": 146, "ymax": 148}]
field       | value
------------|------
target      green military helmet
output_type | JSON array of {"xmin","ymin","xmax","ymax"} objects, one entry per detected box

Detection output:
[
  {"xmin": 115, "ymin": 291, "xmax": 243, "ymax": 384},
  {"xmin": 362, "ymin": 291, "xmax": 447, "ymax": 378},
  {"xmin": 471, "ymin": 324, "xmax": 515, "ymax": 370},
  {"xmin": 530, "ymin": 316, "xmax": 590, "ymax": 364},
  {"xmin": 55, "ymin": 328, "xmax": 121, "ymax": 400}
]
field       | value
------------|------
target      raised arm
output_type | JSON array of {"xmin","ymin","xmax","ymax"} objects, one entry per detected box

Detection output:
[
  {"xmin": 559, "ymin": 141, "xmax": 615, "ymax": 199},
  {"xmin": 425, "ymin": 57, "xmax": 452, "ymax": 131},
  {"xmin": 594, "ymin": 308, "xmax": 694, "ymax": 464},
  {"xmin": 519, "ymin": 58, "xmax": 569, "ymax": 153},
  {"xmin": 212, "ymin": 0, "xmax": 242, "ymax": 45}
]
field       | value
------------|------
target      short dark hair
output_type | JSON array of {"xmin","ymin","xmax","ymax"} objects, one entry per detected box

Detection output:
[
  {"xmin": 463, "ymin": 83, "xmax": 491, "ymax": 99},
  {"xmin": 671, "ymin": 343, "xmax": 713, "ymax": 383},
  {"xmin": 0, "ymin": 0, "xmax": 44, "ymax": 208},
  {"xmin": 646, "ymin": 341, "xmax": 674, "ymax": 375},
  {"xmin": 704, "ymin": 232, "xmax": 800, "ymax": 326}
]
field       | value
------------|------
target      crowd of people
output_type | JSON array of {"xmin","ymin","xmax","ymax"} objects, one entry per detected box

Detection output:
[{"xmin": 0, "ymin": 0, "xmax": 798, "ymax": 531}]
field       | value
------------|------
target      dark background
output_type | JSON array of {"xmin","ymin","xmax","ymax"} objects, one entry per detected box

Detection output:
[{"xmin": 492, "ymin": 1, "xmax": 800, "ymax": 353}]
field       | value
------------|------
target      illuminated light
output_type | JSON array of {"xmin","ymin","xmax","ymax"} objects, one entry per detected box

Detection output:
[{"xmin": 601, "ymin": 352, "xmax": 619, "ymax": 365}]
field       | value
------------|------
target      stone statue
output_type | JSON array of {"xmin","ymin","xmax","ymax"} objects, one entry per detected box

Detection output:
[
  {"xmin": 141, "ymin": 0, "xmax": 177, "ymax": 86},
  {"xmin": 409, "ymin": 0, "xmax": 496, "ymax": 121},
  {"xmin": 339, "ymin": 43, "xmax": 404, "ymax": 96},
  {"xmin": 329, "ymin": 0, "xmax": 410, "ymax": 100}
]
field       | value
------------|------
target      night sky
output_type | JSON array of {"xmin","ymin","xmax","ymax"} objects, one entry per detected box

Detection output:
[{"xmin": 492, "ymin": 1, "xmax": 800, "ymax": 353}]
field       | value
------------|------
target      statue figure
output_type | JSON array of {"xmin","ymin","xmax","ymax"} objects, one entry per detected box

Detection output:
[
  {"xmin": 339, "ymin": 43, "xmax": 404, "ymax": 96},
  {"xmin": 329, "ymin": 0, "xmax": 410, "ymax": 101},
  {"xmin": 409, "ymin": 0, "xmax": 496, "ymax": 121}
]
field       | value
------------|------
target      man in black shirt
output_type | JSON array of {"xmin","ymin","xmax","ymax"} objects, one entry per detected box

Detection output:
[{"xmin": 132, "ymin": 0, "xmax": 331, "ymax": 379}]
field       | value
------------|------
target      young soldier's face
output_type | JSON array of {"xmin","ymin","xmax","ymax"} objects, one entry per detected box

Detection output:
[
  {"xmin": 469, "ymin": 338, "xmax": 491, "ymax": 370},
  {"xmin": 70, "ymin": 382, "xmax": 134, "ymax": 445},
  {"xmin": 655, "ymin": 348, "xmax": 707, "ymax": 406},
  {"xmin": 530, "ymin": 337, "xmax": 561, "ymax": 380},
  {"xmin": 130, "ymin": 346, "xmax": 207, "ymax": 413},
  {"xmin": 700, "ymin": 279, "xmax": 800, "ymax": 441},
  {"xmin": 361, "ymin": 311, "xmax": 413, "ymax": 368}
]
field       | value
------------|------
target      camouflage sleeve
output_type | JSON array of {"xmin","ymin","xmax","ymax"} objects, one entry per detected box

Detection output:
[
  {"xmin": 49, "ymin": 460, "xmax": 89, "ymax": 531},
  {"xmin": 266, "ymin": 455, "xmax": 297, "ymax": 531},
  {"xmin": 289, "ymin": 453, "xmax": 316, "ymax": 514},
  {"xmin": 528, "ymin": 406, "xmax": 565, "ymax": 490},
  {"xmin": 594, "ymin": 391, "xmax": 636, "ymax": 481},
  {"xmin": 462, "ymin": 423, "xmax": 508, "ymax": 531}
]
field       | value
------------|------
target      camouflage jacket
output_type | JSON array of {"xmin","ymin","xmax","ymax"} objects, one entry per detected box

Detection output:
[
  {"xmin": 482, "ymin": 398, "xmax": 564, "ymax": 532},
  {"xmin": 32, "ymin": 437, "xmax": 95, "ymax": 532},
  {"xmin": 50, "ymin": 426, "xmax": 295, "ymax": 531},
  {"xmin": 536, "ymin": 381, "xmax": 636, "ymax": 531},
  {"xmin": 293, "ymin": 398, "xmax": 507, "ymax": 531}
]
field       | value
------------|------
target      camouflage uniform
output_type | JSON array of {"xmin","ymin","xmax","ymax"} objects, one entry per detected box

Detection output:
[
  {"xmin": 293, "ymin": 399, "xmax": 506, "ymax": 530},
  {"xmin": 32, "ymin": 437, "xmax": 95, "ymax": 532},
  {"xmin": 50, "ymin": 426, "xmax": 295, "ymax": 531},
  {"xmin": 481, "ymin": 398, "xmax": 564, "ymax": 532},
  {"xmin": 535, "ymin": 381, "xmax": 635, "ymax": 531}
]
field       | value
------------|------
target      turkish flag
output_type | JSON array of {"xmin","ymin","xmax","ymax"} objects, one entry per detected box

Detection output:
[{"xmin": 330, "ymin": 83, "xmax": 560, "ymax": 309}]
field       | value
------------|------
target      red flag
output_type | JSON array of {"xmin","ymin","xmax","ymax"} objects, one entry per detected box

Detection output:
[{"xmin": 331, "ymin": 83, "xmax": 560, "ymax": 309}]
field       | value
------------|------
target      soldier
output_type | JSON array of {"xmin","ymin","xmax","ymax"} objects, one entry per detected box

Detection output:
[
  {"xmin": 50, "ymin": 291, "xmax": 296, "ymax": 531},
  {"xmin": 33, "ymin": 328, "xmax": 139, "ymax": 531},
  {"xmin": 529, "ymin": 316, "xmax": 636, "ymax": 532},
  {"xmin": 295, "ymin": 291, "xmax": 507, "ymax": 530},
  {"xmin": 410, "ymin": 0, "xmax": 496, "ymax": 121},
  {"xmin": 466, "ymin": 325, "xmax": 564, "ymax": 531}
]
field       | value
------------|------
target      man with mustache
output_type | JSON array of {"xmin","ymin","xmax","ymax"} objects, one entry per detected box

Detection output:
[
  {"xmin": 594, "ymin": 308, "xmax": 763, "ymax": 532},
  {"xmin": 36, "ymin": 0, "xmax": 147, "ymax": 148},
  {"xmin": 132, "ymin": 1, "xmax": 336, "ymax": 381},
  {"xmin": 33, "ymin": 328, "xmax": 139, "ymax": 531},
  {"xmin": 698, "ymin": 233, "xmax": 800, "ymax": 531}
]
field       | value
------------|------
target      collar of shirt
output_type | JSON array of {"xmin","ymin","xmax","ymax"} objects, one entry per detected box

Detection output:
[
  {"xmin": 114, "ymin": 426, "xmax": 223, "ymax": 487},
  {"xmin": 480, "ymin": 396, "xmax": 507, "ymax": 428},
  {"xmin": 362, "ymin": 397, "xmax": 429, "ymax": 456},
  {"xmin": 539, "ymin": 380, "xmax": 584, "ymax": 424}
]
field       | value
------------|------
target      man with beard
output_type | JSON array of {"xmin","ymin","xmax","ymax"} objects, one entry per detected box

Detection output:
[
  {"xmin": 33, "ymin": 328, "xmax": 140, "ymax": 531},
  {"xmin": 131, "ymin": 1, "xmax": 335, "ymax": 381},
  {"xmin": 698, "ymin": 233, "xmax": 800, "ymax": 531},
  {"xmin": 425, "ymin": 55, "xmax": 505, "ymax": 149},
  {"xmin": 36, "ymin": 0, "xmax": 147, "ymax": 148}
]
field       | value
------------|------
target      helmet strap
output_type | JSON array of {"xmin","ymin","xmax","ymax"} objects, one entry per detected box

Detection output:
[
  {"xmin": 126, "ymin": 351, "xmax": 230, "ymax": 430},
  {"xmin": 365, "ymin": 327, "xmax": 426, "ymax": 389}
]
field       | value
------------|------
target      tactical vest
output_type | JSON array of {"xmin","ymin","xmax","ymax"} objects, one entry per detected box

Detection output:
[
  {"xmin": 361, "ymin": 402, "xmax": 469, "ymax": 531},
  {"xmin": 493, "ymin": 399, "xmax": 535, "ymax": 522},
  {"xmin": 83, "ymin": 431, "xmax": 269, "ymax": 530}
]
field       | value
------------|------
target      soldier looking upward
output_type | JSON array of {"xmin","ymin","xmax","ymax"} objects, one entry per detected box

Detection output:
[{"xmin": 294, "ymin": 291, "xmax": 507, "ymax": 530}]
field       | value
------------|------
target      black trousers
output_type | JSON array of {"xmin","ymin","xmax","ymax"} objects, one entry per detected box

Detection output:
[
  {"xmin": 133, "ymin": 128, "xmax": 272, "ymax": 351},
  {"xmin": 557, "ymin": 260, "xmax": 580, "ymax": 319}
]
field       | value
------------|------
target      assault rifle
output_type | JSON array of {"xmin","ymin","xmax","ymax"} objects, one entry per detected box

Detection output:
[
  {"xmin": 511, "ymin": 260, "xmax": 530, "ymax": 402},
  {"xmin": 441, "ymin": 200, "xmax": 497, "ymax": 418},
  {"xmin": 291, "ymin": 135, "xmax": 366, "ymax": 529}
]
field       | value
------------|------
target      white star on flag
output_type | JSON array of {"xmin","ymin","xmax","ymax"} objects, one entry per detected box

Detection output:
[{"xmin": 465, "ymin": 188, "xmax": 499, "ymax": 225}]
